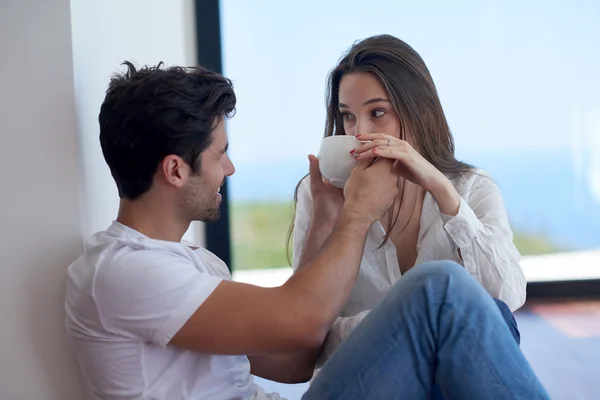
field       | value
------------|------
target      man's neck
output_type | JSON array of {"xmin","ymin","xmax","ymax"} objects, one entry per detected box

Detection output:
[{"xmin": 116, "ymin": 198, "xmax": 190, "ymax": 243}]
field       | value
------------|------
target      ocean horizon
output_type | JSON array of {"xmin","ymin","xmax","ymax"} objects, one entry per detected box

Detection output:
[{"xmin": 228, "ymin": 147, "xmax": 600, "ymax": 251}]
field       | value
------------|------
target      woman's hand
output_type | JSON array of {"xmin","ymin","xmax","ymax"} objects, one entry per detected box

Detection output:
[
  {"xmin": 352, "ymin": 133, "xmax": 461, "ymax": 216},
  {"xmin": 307, "ymin": 154, "xmax": 345, "ymax": 228}
]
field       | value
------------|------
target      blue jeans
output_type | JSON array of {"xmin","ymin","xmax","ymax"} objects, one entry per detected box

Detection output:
[
  {"xmin": 431, "ymin": 298, "xmax": 521, "ymax": 400},
  {"xmin": 302, "ymin": 261, "xmax": 549, "ymax": 399}
]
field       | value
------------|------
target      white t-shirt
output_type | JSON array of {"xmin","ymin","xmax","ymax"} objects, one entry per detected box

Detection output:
[{"xmin": 66, "ymin": 221, "xmax": 283, "ymax": 400}]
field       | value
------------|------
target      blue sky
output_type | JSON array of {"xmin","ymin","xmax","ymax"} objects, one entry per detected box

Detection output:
[{"xmin": 220, "ymin": 0, "xmax": 599, "ymax": 165}]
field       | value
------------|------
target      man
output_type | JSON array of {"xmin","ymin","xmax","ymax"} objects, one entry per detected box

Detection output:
[{"xmin": 66, "ymin": 62, "xmax": 549, "ymax": 399}]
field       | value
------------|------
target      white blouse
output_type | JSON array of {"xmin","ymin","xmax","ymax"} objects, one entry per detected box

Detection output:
[{"xmin": 292, "ymin": 170, "xmax": 527, "ymax": 365}]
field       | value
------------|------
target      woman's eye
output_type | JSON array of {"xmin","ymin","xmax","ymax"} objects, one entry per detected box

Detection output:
[
  {"xmin": 341, "ymin": 112, "xmax": 355, "ymax": 121},
  {"xmin": 372, "ymin": 109, "xmax": 385, "ymax": 118}
]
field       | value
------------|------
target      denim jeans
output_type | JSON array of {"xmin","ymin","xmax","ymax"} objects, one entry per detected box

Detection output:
[
  {"xmin": 302, "ymin": 261, "xmax": 548, "ymax": 400},
  {"xmin": 431, "ymin": 298, "xmax": 521, "ymax": 400}
]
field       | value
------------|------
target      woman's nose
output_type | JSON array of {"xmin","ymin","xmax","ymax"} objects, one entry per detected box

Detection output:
[{"xmin": 354, "ymin": 118, "xmax": 375, "ymax": 137}]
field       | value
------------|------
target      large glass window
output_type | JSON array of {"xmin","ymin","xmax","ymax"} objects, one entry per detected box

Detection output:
[{"xmin": 221, "ymin": 0, "xmax": 600, "ymax": 283}]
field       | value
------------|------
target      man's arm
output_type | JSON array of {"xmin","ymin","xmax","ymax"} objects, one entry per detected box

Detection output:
[
  {"xmin": 246, "ymin": 214, "xmax": 337, "ymax": 383},
  {"xmin": 248, "ymin": 352, "xmax": 317, "ymax": 384},
  {"xmin": 170, "ymin": 211, "xmax": 369, "ymax": 355}
]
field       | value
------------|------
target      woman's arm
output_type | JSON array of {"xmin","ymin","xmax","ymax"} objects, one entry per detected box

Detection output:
[
  {"xmin": 436, "ymin": 172, "xmax": 527, "ymax": 311},
  {"xmin": 352, "ymin": 135, "xmax": 526, "ymax": 312}
]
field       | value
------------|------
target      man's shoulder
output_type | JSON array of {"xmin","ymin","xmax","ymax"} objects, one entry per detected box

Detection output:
[
  {"xmin": 189, "ymin": 246, "xmax": 232, "ymax": 280},
  {"xmin": 68, "ymin": 228, "xmax": 193, "ymax": 290}
]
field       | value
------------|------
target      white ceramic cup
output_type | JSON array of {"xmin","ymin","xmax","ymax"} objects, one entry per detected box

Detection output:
[{"xmin": 317, "ymin": 135, "xmax": 362, "ymax": 188}]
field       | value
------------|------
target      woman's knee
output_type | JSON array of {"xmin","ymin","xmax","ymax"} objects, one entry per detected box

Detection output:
[
  {"xmin": 409, "ymin": 260, "xmax": 469, "ymax": 282},
  {"xmin": 390, "ymin": 260, "xmax": 489, "ymax": 308},
  {"xmin": 388, "ymin": 260, "xmax": 473, "ymax": 301}
]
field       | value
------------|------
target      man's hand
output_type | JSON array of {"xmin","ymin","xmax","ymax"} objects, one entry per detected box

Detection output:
[
  {"xmin": 307, "ymin": 154, "xmax": 345, "ymax": 229},
  {"xmin": 343, "ymin": 158, "xmax": 399, "ymax": 224}
]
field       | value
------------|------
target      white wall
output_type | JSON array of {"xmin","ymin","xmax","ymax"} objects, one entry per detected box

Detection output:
[
  {"xmin": 0, "ymin": 0, "xmax": 85, "ymax": 398},
  {"xmin": 70, "ymin": 0, "xmax": 204, "ymax": 245},
  {"xmin": 0, "ymin": 0, "xmax": 200, "ymax": 398}
]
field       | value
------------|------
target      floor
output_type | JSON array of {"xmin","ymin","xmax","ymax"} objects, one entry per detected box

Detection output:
[
  {"xmin": 516, "ymin": 299, "xmax": 600, "ymax": 400},
  {"xmin": 252, "ymin": 299, "xmax": 600, "ymax": 400}
]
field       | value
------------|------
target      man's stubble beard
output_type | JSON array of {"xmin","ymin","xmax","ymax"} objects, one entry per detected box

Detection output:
[{"xmin": 182, "ymin": 179, "xmax": 221, "ymax": 223}]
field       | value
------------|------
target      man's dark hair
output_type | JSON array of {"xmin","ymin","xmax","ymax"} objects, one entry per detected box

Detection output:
[{"xmin": 99, "ymin": 61, "xmax": 236, "ymax": 199}]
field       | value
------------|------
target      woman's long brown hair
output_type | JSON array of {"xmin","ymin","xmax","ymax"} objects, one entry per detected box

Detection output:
[{"xmin": 286, "ymin": 34, "xmax": 473, "ymax": 263}]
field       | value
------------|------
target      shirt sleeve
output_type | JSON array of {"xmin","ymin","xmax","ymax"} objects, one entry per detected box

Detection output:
[
  {"xmin": 315, "ymin": 310, "xmax": 371, "ymax": 368},
  {"xmin": 93, "ymin": 247, "xmax": 223, "ymax": 347},
  {"xmin": 440, "ymin": 173, "xmax": 527, "ymax": 311},
  {"xmin": 292, "ymin": 177, "xmax": 313, "ymax": 271}
]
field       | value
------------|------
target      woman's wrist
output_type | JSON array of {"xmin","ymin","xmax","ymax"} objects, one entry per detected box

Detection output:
[{"xmin": 430, "ymin": 179, "xmax": 461, "ymax": 216}]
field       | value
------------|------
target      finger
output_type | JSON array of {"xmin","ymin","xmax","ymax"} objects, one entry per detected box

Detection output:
[
  {"xmin": 308, "ymin": 154, "xmax": 325, "ymax": 188},
  {"xmin": 355, "ymin": 134, "xmax": 414, "ymax": 154},
  {"xmin": 371, "ymin": 146, "xmax": 412, "ymax": 162},
  {"xmin": 352, "ymin": 139, "xmax": 390, "ymax": 155},
  {"xmin": 354, "ymin": 150, "xmax": 379, "ymax": 161},
  {"xmin": 355, "ymin": 145, "xmax": 408, "ymax": 162},
  {"xmin": 355, "ymin": 133, "xmax": 395, "ymax": 142}
]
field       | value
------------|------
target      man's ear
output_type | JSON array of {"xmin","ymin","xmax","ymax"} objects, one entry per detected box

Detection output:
[{"xmin": 160, "ymin": 155, "xmax": 190, "ymax": 189}]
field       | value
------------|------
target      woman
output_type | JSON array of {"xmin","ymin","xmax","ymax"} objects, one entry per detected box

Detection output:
[{"xmin": 289, "ymin": 34, "xmax": 526, "ymax": 375}]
